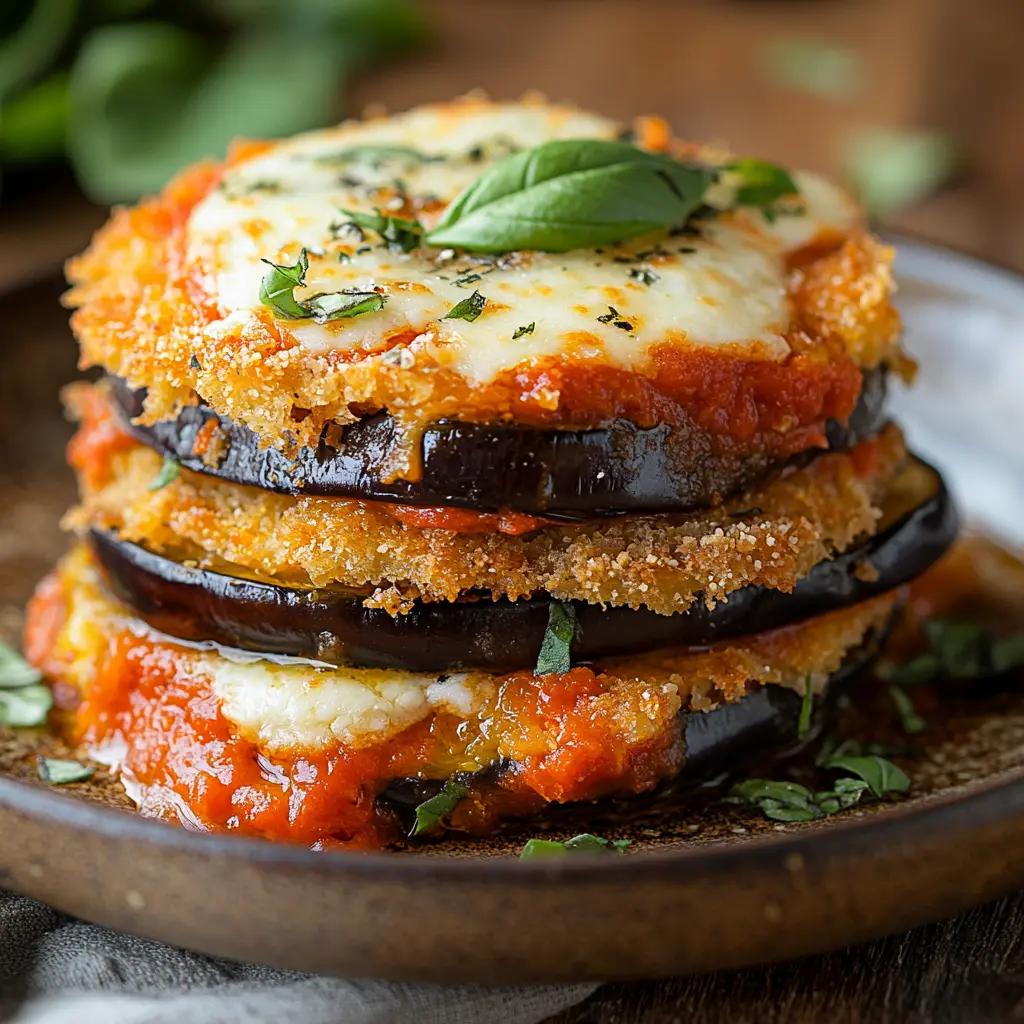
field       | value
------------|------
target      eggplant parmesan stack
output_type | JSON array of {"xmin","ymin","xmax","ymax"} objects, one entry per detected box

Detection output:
[{"xmin": 24, "ymin": 97, "xmax": 956, "ymax": 849}]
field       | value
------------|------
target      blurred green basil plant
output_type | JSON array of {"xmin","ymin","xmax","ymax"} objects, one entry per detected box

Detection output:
[{"xmin": 0, "ymin": 0, "xmax": 424, "ymax": 203}]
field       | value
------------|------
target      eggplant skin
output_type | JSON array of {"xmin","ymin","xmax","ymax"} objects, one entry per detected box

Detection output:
[
  {"xmin": 87, "ymin": 455, "xmax": 956, "ymax": 672},
  {"xmin": 107, "ymin": 369, "xmax": 887, "ymax": 517},
  {"xmin": 379, "ymin": 637, "xmax": 879, "ymax": 839}
]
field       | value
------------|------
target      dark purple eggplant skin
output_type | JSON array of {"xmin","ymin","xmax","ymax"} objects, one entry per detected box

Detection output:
[
  {"xmin": 87, "ymin": 456, "xmax": 956, "ymax": 672},
  {"xmin": 107, "ymin": 368, "xmax": 887, "ymax": 518},
  {"xmin": 379, "ymin": 639, "xmax": 877, "ymax": 838}
]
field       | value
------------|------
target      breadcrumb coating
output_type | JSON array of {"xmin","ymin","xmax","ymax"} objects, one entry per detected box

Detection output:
[
  {"xmin": 65, "ymin": 386, "xmax": 908, "ymax": 614},
  {"xmin": 65, "ymin": 98, "xmax": 905, "ymax": 460}
]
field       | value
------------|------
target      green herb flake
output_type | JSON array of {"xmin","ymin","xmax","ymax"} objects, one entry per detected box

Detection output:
[
  {"xmin": 302, "ymin": 290, "xmax": 386, "ymax": 325},
  {"xmin": 337, "ymin": 208, "xmax": 423, "ymax": 253},
  {"xmin": 512, "ymin": 322, "xmax": 536, "ymax": 340},
  {"xmin": 889, "ymin": 685, "xmax": 927, "ymax": 735},
  {"xmin": 797, "ymin": 675, "xmax": 814, "ymax": 740},
  {"xmin": 725, "ymin": 158, "xmax": 800, "ymax": 216},
  {"xmin": 148, "ymin": 456, "xmax": 180, "ymax": 491},
  {"xmin": 723, "ymin": 779, "xmax": 823, "ymax": 823},
  {"xmin": 727, "ymin": 756, "xmax": 910, "ymax": 823},
  {"xmin": 259, "ymin": 249, "xmax": 310, "ymax": 320},
  {"xmin": 411, "ymin": 779, "xmax": 469, "ymax": 836},
  {"xmin": 0, "ymin": 685, "xmax": 52, "ymax": 727},
  {"xmin": 519, "ymin": 834, "xmax": 631, "ymax": 860},
  {"xmin": 315, "ymin": 145, "xmax": 442, "ymax": 168},
  {"xmin": 425, "ymin": 138, "xmax": 715, "ymax": 253},
  {"xmin": 0, "ymin": 642, "xmax": 42, "ymax": 689},
  {"xmin": 629, "ymin": 267, "xmax": 659, "ymax": 286},
  {"xmin": 821, "ymin": 754, "xmax": 911, "ymax": 799},
  {"xmin": 535, "ymin": 602, "xmax": 576, "ymax": 675},
  {"xmin": 443, "ymin": 290, "xmax": 487, "ymax": 323},
  {"xmin": 887, "ymin": 619, "xmax": 1024, "ymax": 686},
  {"xmin": 37, "ymin": 757, "xmax": 95, "ymax": 785}
]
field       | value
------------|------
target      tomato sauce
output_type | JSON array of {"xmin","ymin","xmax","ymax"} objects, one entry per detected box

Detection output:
[{"xmin": 23, "ymin": 571, "xmax": 682, "ymax": 848}]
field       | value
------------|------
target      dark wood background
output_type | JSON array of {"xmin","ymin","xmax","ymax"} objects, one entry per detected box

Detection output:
[{"xmin": 4, "ymin": 1, "xmax": 1024, "ymax": 1019}]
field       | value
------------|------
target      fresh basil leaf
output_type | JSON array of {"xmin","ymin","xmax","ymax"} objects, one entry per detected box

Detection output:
[
  {"xmin": 37, "ymin": 757, "xmax": 95, "ymax": 785},
  {"xmin": 303, "ymin": 290, "xmax": 385, "ymax": 324},
  {"xmin": 817, "ymin": 737, "xmax": 922, "ymax": 764},
  {"xmin": 724, "ymin": 780, "xmax": 821, "ymax": 821},
  {"xmin": 725, "ymin": 158, "xmax": 799, "ymax": 213},
  {"xmin": 923, "ymin": 619, "xmax": 990, "ymax": 677},
  {"xmin": 425, "ymin": 139, "xmax": 715, "ymax": 253},
  {"xmin": 316, "ymin": 144, "xmax": 441, "ymax": 168},
  {"xmin": 0, "ymin": 684, "xmax": 52, "ymax": 727},
  {"xmin": 797, "ymin": 675, "xmax": 813, "ymax": 740},
  {"xmin": 535, "ymin": 601, "xmax": 576, "ymax": 675},
  {"xmin": 0, "ymin": 642, "xmax": 42, "ymax": 689},
  {"xmin": 148, "ymin": 455, "xmax": 180, "ymax": 491},
  {"xmin": 0, "ymin": 0, "xmax": 77, "ymax": 102},
  {"xmin": 889, "ymin": 685, "xmax": 927, "ymax": 735},
  {"xmin": 822, "ymin": 754, "xmax": 910, "ymax": 798},
  {"xmin": 815, "ymin": 778, "xmax": 869, "ymax": 815},
  {"xmin": 411, "ymin": 778, "xmax": 469, "ymax": 836},
  {"xmin": 259, "ymin": 249, "xmax": 310, "ymax": 319},
  {"xmin": 337, "ymin": 208, "xmax": 423, "ymax": 252},
  {"xmin": 443, "ymin": 290, "xmax": 486, "ymax": 323},
  {"xmin": 68, "ymin": 24, "xmax": 349, "ymax": 203},
  {"xmin": 889, "ymin": 619, "xmax": 1024, "ymax": 685},
  {"xmin": 0, "ymin": 71, "xmax": 70, "ymax": 165},
  {"xmin": 512, "ymin": 322, "xmax": 535, "ymax": 339},
  {"xmin": 519, "ymin": 834, "xmax": 630, "ymax": 860}
]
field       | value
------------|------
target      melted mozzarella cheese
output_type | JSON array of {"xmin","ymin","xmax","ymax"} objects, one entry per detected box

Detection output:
[
  {"xmin": 209, "ymin": 658, "xmax": 491, "ymax": 754},
  {"xmin": 187, "ymin": 99, "xmax": 862, "ymax": 385}
]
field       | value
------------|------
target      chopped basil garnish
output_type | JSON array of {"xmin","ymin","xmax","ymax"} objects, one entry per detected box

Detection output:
[
  {"xmin": 259, "ymin": 250, "xmax": 310, "ymax": 319},
  {"xmin": 596, "ymin": 306, "xmax": 634, "ymax": 331},
  {"xmin": 629, "ymin": 267, "xmax": 658, "ymax": 286},
  {"xmin": 302, "ymin": 291, "xmax": 386, "ymax": 324},
  {"xmin": 442, "ymin": 290, "xmax": 486, "ymax": 322},
  {"xmin": 512, "ymin": 322, "xmax": 535, "ymax": 339},
  {"xmin": 315, "ymin": 145, "xmax": 443, "ymax": 168},
  {"xmin": 797, "ymin": 676, "xmax": 813, "ymax": 740},
  {"xmin": 425, "ymin": 139, "xmax": 715, "ymax": 253},
  {"xmin": 0, "ymin": 642, "xmax": 42, "ymax": 689},
  {"xmin": 0, "ymin": 685, "xmax": 51, "ymax": 727},
  {"xmin": 148, "ymin": 456, "xmax": 180, "ymax": 491},
  {"xmin": 821, "ymin": 754, "xmax": 910, "ymax": 799},
  {"xmin": 259, "ymin": 247, "xmax": 388, "ymax": 324},
  {"xmin": 37, "ymin": 757, "xmax": 95, "ymax": 785},
  {"xmin": 337, "ymin": 208, "xmax": 423, "ymax": 253},
  {"xmin": 887, "ymin": 619, "xmax": 1024, "ymax": 687},
  {"xmin": 411, "ymin": 778, "xmax": 469, "ymax": 835},
  {"xmin": 725, "ymin": 755, "xmax": 909, "ymax": 823},
  {"xmin": 889, "ymin": 685, "xmax": 927, "ymax": 734},
  {"xmin": 0, "ymin": 642, "xmax": 50, "ymax": 727},
  {"xmin": 725, "ymin": 158, "xmax": 800, "ymax": 219},
  {"xmin": 519, "ymin": 834, "xmax": 631, "ymax": 860},
  {"xmin": 535, "ymin": 601, "xmax": 576, "ymax": 675}
]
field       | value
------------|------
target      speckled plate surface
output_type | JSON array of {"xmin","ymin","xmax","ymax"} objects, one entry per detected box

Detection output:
[{"xmin": 1, "ymin": 241, "xmax": 1024, "ymax": 983}]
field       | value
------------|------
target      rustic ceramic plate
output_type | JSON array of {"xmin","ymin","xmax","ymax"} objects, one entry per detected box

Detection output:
[{"xmin": 1, "ymin": 240, "xmax": 1024, "ymax": 984}]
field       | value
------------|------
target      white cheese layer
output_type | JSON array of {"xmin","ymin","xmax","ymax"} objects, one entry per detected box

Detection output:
[
  {"xmin": 208, "ymin": 658, "xmax": 492, "ymax": 755},
  {"xmin": 187, "ymin": 99, "xmax": 862, "ymax": 386}
]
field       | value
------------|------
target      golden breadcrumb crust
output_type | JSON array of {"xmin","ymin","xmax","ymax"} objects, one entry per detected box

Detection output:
[
  {"xmin": 64, "ymin": 98, "xmax": 906, "ymax": 457},
  {"xmin": 65, "ymin": 391, "xmax": 908, "ymax": 614}
]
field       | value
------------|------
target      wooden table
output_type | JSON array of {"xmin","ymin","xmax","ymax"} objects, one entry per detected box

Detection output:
[{"xmin": 5, "ymin": 2, "xmax": 1024, "ymax": 1018}]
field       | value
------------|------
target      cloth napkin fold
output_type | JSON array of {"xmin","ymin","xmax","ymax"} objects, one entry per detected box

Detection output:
[{"xmin": 0, "ymin": 894, "xmax": 597, "ymax": 1024}]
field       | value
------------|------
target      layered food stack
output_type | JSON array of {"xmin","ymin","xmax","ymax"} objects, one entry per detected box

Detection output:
[{"xmin": 25, "ymin": 98, "xmax": 957, "ymax": 848}]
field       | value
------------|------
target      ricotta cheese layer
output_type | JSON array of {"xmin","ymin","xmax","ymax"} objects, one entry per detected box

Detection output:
[{"xmin": 187, "ymin": 99, "xmax": 862, "ymax": 386}]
